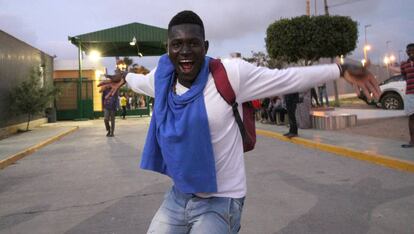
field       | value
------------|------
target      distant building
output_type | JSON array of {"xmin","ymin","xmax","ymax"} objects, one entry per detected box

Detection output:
[
  {"xmin": 53, "ymin": 60, "xmax": 106, "ymax": 120},
  {"xmin": 0, "ymin": 30, "xmax": 54, "ymax": 130}
]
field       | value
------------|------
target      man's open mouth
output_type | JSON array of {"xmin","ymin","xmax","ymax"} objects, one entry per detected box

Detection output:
[{"xmin": 179, "ymin": 60, "xmax": 194, "ymax": 73}]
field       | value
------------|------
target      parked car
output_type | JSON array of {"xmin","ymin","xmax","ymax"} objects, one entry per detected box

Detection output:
[{"xmin": 359, "ymin": 74, "xmax": 406, "ymax": 110}]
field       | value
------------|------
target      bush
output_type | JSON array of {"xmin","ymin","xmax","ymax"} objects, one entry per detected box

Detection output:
[{"xmin": 266, "ymin": 15, "xmax": 358, "ymax": 65}]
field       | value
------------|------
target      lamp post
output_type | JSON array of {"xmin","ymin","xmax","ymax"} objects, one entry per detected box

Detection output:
[
  {"xmin": 77, "ymin": 38, "xmax": 83, "ymax": 120},
  {"xmin": 364, "ymin": 24, "xmax": 371, "ymax": 45},
  {"xmin": 386, "ymin": 40, "xmax": 392, "ymax": 55},
  {"xmin": 398, "ymin": 50, "xmax": 403, "ymax": 64},
  {"xmin": 363, "ymin": 45, "xmax": 371, "ymax": 61},
  {"xmin": 384, "ymin": 55, "xmax": 390, "ymax": 77},
  {"xmin": 363, "ymin": 24, "xmax": 372, "ymax": 60}
]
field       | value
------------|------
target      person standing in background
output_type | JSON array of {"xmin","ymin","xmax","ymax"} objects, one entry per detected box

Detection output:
[
  {"xmin": 284, "ymin": 92, "xmax": 300, "ymax": 138},
  {"xmin": 318, "ymin": 83, "xmax": 329, "ymax": 107},
  {"xmin": 102, "ymin": 88, "xmax": 118, "ymax": 137},
  {"xmin": 120, "ymin": 93, "xmax": 127, "ymax": 119},
  {"xmin": 401, "ymin": 43, "xmax": 414, "ymax": 148}
]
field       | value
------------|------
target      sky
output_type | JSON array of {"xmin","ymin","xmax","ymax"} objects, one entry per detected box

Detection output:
[{"xmin": 1, "ymin": 0, "xmax": 413, "ymax": 71}]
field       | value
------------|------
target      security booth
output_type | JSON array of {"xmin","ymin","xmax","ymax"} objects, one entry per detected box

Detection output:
[{"xmin": 68, "ymin": 22, "xmax": 167, "ymax": 119}]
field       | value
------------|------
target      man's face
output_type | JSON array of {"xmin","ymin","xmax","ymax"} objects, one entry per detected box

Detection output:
[
  {"xmin": 168, "ymin": 24, "xmax": 209, "ymax": 87},
  {"xmin": 407, "ymin": 46, "xmax": 414, "ymax": 60}
]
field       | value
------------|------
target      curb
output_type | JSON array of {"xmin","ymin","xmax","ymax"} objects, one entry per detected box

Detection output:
[
  {"xmin": 256, "ymin": 129, "xmax": 414, "ymax": 173},
  {"xmin": 0, "ymin": 126, "xmax": 79, "ymax": 170}
]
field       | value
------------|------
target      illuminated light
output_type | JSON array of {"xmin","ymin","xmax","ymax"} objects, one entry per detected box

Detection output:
[
  {"xmin": 390, "ymin": 55, "xmax": 396, "ymax": 62},
  {"xmin": 361, "ymin": 59, "xmax": 366, "ymax": 66},
  {"xmin": 364, "ymin": 45, "xmax": 371, "ymax": 51},
  {"xmin": 130, "ymin": 36, "xmax": 137, "ymax": 46},
  {"xmin": 95, "ymin": 70, "xmax": 104, "ymax": 80},
  {"xmin": 340, "ymin": 55, "xmax": 344, "ymax": 64},
  {"xmin": 383, "ymin": 56, "xmax": 390, "ymax": 65},
  {"xmin": 88, "ymin": 50, "xmax": 101, "ymax": 61}
]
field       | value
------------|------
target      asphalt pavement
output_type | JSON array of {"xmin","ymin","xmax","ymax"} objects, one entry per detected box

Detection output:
[{"xmin": 0, "ymin": 112, "xmax": 413, "ymax": 233}]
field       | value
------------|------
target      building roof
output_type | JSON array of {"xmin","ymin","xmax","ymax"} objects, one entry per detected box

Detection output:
[{"xmin": 68, "ymin": 22, "xmax": 167, "ymax": 57}]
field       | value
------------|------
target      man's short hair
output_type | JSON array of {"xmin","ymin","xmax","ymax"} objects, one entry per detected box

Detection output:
[
  {"xmin": 407, "ymin": 43, "xmax": 414, "ymax": 49},
  {"xmin": 168, "ymin": 10, "xmax": 205, "ymax": 38}
]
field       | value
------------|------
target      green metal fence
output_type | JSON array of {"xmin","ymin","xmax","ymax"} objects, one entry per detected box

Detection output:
[{"xmin": 54, "ymin": 78, "xmax": 94, "ymax": 120}]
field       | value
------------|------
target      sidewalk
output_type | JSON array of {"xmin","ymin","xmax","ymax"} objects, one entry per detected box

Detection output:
[
  {"xmin": 0, "ymin": 124, "xmax": 78, "ymax": 169},
  {"xmin": 256, "ymin": 120, "xmax": 414, "ymax": 172}
]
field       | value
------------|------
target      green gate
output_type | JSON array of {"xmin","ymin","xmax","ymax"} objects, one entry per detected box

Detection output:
[{"xmin": 55, "ymin": 78, "xmax": 94, "ymax": 120}]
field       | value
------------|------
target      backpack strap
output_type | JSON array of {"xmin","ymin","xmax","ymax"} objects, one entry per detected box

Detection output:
[{"xmin": 209, "ymin": 59, "xmax": 248, "ymax": 143}]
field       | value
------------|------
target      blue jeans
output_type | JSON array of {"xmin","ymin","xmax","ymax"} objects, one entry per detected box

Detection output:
[
  {"xmin": 318, "ymin": 85, "xmax": 329, "ymax": 106},
  {"xmin": 147, "ymin": 186, "xmax": 245, "ymax": 234}
]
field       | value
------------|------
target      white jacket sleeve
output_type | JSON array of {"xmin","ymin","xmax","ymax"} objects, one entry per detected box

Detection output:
[
  {"xmin": 125, "ymin": 68, "xmax": 156, "ymax": 97},
  {"xmin": 224, "ymin": 59, "xmax": 340, "ymax": 103}
]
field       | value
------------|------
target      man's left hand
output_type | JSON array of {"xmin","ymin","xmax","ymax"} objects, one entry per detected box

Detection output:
[{"xmin": 340, "ymin": 63, "xmax": 381, "ymax": 101}]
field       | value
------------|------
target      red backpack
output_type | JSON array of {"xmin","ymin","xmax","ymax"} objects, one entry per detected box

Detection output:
[{"xmin": 209, "ymin": 59, "xmax": 256, "ymax": 152}]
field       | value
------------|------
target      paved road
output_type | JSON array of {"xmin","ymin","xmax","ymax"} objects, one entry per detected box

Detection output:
[{"xmin": 1, "ymin": 119, "xmax": 413, "ymax": 234}]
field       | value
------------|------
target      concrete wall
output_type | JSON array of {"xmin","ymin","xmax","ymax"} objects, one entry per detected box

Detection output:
[{"xmin": 0, "ymin": 30, "xmax": 54, "ymax": 128}]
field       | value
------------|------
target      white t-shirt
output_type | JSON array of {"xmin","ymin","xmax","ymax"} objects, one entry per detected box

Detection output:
[{"xmin": 126, "ymin": 58, "xmax": 340, "ymax": 198}]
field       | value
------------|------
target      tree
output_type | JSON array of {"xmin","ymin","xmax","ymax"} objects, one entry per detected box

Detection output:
[
  {"xmin": 9, "ymin": 67, "xmax": 58, "ymax": 131},
  {"xmin": 265, "ymin": 15, "xmax": 358, "ymax": 128},
  {"xmin": 243, "ymin": 51, "xmax": 285, "ymax": 69},
  {"xmin": 266, "ymin": 15, "xmax": 358, "ymax": 66}
]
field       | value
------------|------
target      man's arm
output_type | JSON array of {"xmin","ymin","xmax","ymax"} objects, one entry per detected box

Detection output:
[{"xmin": 229, "ymin": 59, "xmax": 380, "ymax": 103}]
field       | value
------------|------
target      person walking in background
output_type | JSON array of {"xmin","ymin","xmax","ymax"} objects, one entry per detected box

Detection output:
[
  {"xmin": 102, "ymin": 88, "xmax": 118, "ymax": 137},
  {"xmin": 401, "ymin": 43, "xmax": 414, "ymax": 148},
  {"xmin": 318, "ymin": 83, "xmax": 329, "ymax": 107},
  {"xmin": 120, "ymin": 93, "xmax": 127, "ymax": 119},
  {"xmin": 284, "ymin": 92, "xmax": 300, "ymax": 138}
]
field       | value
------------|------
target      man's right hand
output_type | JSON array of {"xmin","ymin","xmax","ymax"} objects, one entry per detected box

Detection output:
[{"xmin": 98, "ymin": 71, "xmax": 127, "ymax": 99}]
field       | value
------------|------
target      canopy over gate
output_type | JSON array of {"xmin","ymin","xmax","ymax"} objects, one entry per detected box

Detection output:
[
  {"xmin": 67, "ymin": 22, "xmax": 167, "ymax": 119},
  {"xmin": 69, "ymin": 22, "xmax": 167, "ymax": 57}
]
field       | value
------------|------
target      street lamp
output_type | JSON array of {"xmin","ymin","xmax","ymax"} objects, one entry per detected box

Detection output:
[
  {"xmin": 363, "ymin": 24, "xmax": 372, "ymax": 60},
  {"xmin": 384, "ymin": 55, "xmax": 391, "ymax": 77},
  {"xmin": 363, "ymin": 44, "xmax": 371, "ymax": 61},
  {"xmin": 88, "ymin": 50, "xmax": 101, "ymax": 62},
  {"xmin": 383, "ymin": 56, "xmax": 390, "ymax": 65}
]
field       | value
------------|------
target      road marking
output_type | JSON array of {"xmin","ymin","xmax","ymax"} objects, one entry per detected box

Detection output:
[
  {"xmin": 257, "ymin": 129, "xmax": 414, "ymax": 173},
  {"xmin": 0, "ymin": 126, "xmax": 79, "ymax": 170}
]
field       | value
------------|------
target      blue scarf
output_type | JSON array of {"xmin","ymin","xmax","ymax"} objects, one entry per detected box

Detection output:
[{"xmin": 140, "ymin": 54, "xmax": 217, "ymax": 193}]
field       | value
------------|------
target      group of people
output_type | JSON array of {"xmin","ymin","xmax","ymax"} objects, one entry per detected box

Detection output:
[
  {"xmin": 254, "ymin": 96, "xmax": 286, "ymax": 125},
  {"xmin": 98, "ymin": 10, "xmax": 384, "ymax": 233},
  {"xmin": 102, "ymin": 90, "xmax": 147, "ymax": 137},
  {"xmin": 121, "ymin": 93, "xmax": 147, "ymax": 111},
  {"xmin": 255, "ymin": 91, "xmax": 314, "ymax": 138}
]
